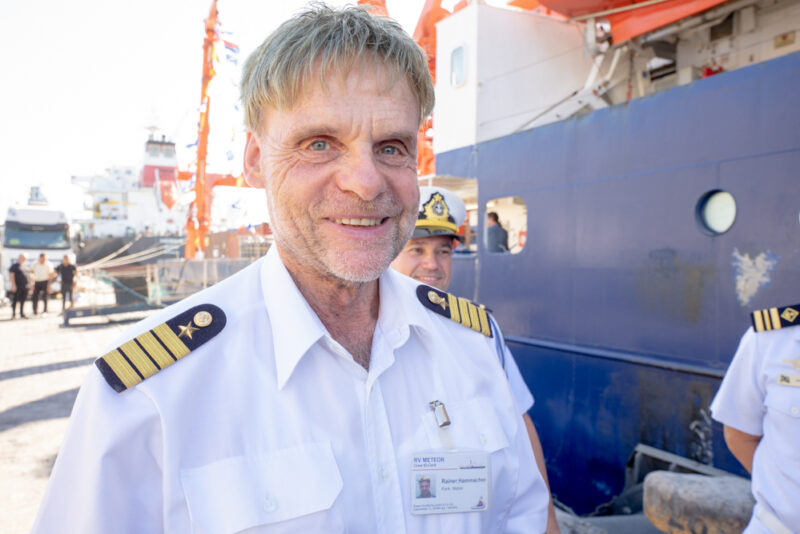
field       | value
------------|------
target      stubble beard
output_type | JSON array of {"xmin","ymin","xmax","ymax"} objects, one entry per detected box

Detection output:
[{"xmin": 267, "ymin": 192, "xmax": 417, "ymax": 285}]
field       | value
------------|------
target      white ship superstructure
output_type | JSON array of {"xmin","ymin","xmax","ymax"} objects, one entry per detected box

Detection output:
[{"xmin": 72, "ymin": 135, "xmax": 188, "ymax": 238}]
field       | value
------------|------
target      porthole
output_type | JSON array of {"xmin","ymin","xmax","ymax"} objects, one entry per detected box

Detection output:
[{"xmin": 696, "ymin": 189, "xmax": 736, "ymax": 235}]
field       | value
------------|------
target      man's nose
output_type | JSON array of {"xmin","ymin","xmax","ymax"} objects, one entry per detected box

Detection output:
[
  {"xmin": 420, "ymin": 251, "xmax": 439, "ymax": 269},
  {"xmin": 335, "ymin": 145, "xmax": 386, "ymax": 201}
]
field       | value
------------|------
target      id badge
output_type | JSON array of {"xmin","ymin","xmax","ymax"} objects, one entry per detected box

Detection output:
[{"xmin": 410, "ymin": 450, "xmax": 490, "ymax": 515}]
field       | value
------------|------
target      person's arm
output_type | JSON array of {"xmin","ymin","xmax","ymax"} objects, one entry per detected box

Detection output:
[
  {"xmin": 10, "ymin": 268, "xmax": 16, "ymax": 293},
  {"xmin": 504, "ymin": 407, "xmax": 549, "ymax": 534},
  {"xmin": 524, "ymin": 414, "xmax": 560, "ymax": 534},
  {"xmin": 723, "ymin": 425, "xmax": 761, "ymax": 474},
  {"xmin": 497, "ymin": 342, "xmax": 555, "ymax": 533}
]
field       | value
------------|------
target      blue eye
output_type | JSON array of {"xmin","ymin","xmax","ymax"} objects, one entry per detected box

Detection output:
[
  {"xmin": 380, "ymin": 145, "xmax": 399, "ymax": 155},
  {"xmin": 310, "ymin": 140, "xmax": 328, "ymax": 151}
]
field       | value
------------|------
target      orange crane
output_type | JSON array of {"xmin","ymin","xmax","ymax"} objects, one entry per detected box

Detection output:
[
  {"xmin": 181, "ymin": 0, "xmax": 247, "ymax": 259},
  {"xmin": 358, "ymin": 0, "xmax": 462, "ymax": 177}
]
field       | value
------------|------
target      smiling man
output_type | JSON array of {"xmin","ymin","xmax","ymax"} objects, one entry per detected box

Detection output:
[
  {"xmin": 33, "ymin": 6, "xmax": 548, "ymax": 533},
  {"xmin": 392, "ymin": 186, "xmax": 561, "ymax": 533}
]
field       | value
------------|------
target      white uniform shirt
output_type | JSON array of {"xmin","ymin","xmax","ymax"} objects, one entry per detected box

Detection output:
[
  {"xmin": 32, "ymin": 261, "xmax": 53, "ymax": 282},
  {"xmin": 710, "ymin": 325, "xmax": 800, "ymax": 533},
  {"xmin": 33, "ymin": 247, "xmax": 548, "ymax": 534}
]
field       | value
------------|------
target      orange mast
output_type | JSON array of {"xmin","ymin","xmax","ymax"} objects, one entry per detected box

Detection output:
[
  {"xmin": 358, "ymin": 0, "xmax": 453, "ymax": 177},
  {"xmin": 184, "ymin": 0, "xmax": 219, "ymax": 258}
]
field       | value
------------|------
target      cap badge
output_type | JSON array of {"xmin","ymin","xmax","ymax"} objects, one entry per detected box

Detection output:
[{"xmin": 422, "ymin": 192, "xmax": 451, "ymax": 224}]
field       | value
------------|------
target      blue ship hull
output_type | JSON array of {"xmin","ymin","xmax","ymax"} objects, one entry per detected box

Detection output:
[{"xmin": 439, "ymin": 51, "xmax": 800, "ymax": 514}]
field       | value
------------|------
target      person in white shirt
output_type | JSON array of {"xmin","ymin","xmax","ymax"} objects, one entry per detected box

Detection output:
[
  {"xmin": 710, "ymin": 303, "xmax": 800, "ymax": 534},
  {"xmin": 31, "ymin": 253, "xmax": 55, "ymax": 314},
  {"xmin": 32, "ymin": 5, "xmax": 549, "ymax": 533},
  {"xmin": 391, "ymin": 186, "xmax": 560, "ymax": 533}
]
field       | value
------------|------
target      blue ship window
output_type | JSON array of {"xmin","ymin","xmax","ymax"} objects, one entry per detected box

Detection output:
[
  {"xmin": 484, "ymin": 196, "xmax": 526, "ymax": 254},
  {"xmin": 696, "ymin": 190, "xmax": 736, "ymax": 235},
  {"xmin": 450, "ymin": 46, "xmax": 467, "ymax": 87}
]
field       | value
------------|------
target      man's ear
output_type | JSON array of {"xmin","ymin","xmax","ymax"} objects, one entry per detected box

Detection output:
[{"xmin": 243, "ymin": 131, "xmax": 265, "ymax": 188}]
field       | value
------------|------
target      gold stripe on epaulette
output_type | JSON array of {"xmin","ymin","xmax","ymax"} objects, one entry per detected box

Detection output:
[
  {"xmin": 104, "ymin": 349, "xmax": 141, "ymax": 389},
  {"xmin": 769, "ymin": 308, "xmax": 781, "ymax": 330},
  {"xmin": 467, "ymin": 302, "xmax": 480, "ymax": 334},
  {"xmin": 753, "ymin": 310, "xmax": 765, "ymax": 332},
  {"xmin": 136, "ymin": 331, "xmax": 175, "ymax": 368},
  {"xmin": 448, "ymin": 293, "xmax": 460, "ymax": 324},
  {"xmin": 120, "ymin": 339, "xmax": 160, "ymax": 380},
  {"xmin": 763, "ymin": 309, "xmax": 772, "ymax": 331},
  {"xmin": 153, "ymin": 323, "xmax": 190, "ymax": 358},
  {"xmin": 458, "ymin": 297, "xmax": 471, "ymax": 328},
  {"xmin": 477, "ymin": 306, "xmax": 492, "ymax": 337}
]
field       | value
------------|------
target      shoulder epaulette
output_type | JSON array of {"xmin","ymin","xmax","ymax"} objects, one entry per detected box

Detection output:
[
  {"xmin": 95, "ymin": 304, "xmax": 226, "ymax": 393},
  {"xmin": 751, "ymin": 303, "xmax": 800, "ymax": 332},
  {"xmin": 416, "ymin": 284, "xmax": 492, "ymax": 338}
]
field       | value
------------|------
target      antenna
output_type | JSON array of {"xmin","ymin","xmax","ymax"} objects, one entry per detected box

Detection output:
[{"xmin": 145, "ymin": 125, "xmax": 159, "ymax": 141}]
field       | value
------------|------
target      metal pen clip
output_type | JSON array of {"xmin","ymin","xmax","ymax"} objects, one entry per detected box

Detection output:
[{"xmin": 429, "ymin": 400, "xmax": 451, "ymax": 428}]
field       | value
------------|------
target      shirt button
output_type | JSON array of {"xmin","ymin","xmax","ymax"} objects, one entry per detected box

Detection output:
[
  {"xmin": 479, "ymin": 433, "xmax": 488, "ymax": 446},
  {"xmin": 264, "ymin": 498, "xmax": 279, "ymax": 513},
  {"xmin": 379, "ymin": 467, "xmax": 389, "ymax": 481},
  {"xmin": 792, "ymin": 407, "xmax": 799, "ymax": 416}
]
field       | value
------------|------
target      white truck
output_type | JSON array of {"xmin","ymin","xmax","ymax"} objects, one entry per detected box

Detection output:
[{"xmin": 2, "ymin": 204, "xmax": 72, "ymax": 297}]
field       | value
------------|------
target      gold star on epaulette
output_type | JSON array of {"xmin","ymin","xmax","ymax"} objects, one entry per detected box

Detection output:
[
  {"xmin": 178, "ymin": 321, "xmax": 199, "ymax": 339},
  {"xmin": 94, "ymin": 304, "xmax": 226, "ymax": 393}
]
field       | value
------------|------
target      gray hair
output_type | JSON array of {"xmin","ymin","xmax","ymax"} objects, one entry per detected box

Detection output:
[{"xmin": 241, "ymin": 3, "xmax": 434, "ymax": 131}]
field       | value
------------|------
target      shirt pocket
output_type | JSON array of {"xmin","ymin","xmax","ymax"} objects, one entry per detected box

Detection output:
[
  {"xmin": 418, "ymin": 397, "xmax": 517, "ymax": 533},
  {"xmin": 181, "ymin": 441, "xmax": 345, "ymax": 534},
  {"xmin": 764, "ymin": 385, "xmax": 800, "ymax": 462},
  {"xmin": 421, "ymin": 396, "xmax": 510, "ymax": 453}
]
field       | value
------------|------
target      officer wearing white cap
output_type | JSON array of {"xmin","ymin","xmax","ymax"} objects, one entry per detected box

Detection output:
[
  {"xmin": 390, "ymin": 186, "xmax": 466, "ymax": 289},
  {"xmin": 710, "ymin": 303, "xmax": 800, "ymax": 534},
  {"xmin": 392, "ymin": 186, "xmax": 561, "ymax": 534}
]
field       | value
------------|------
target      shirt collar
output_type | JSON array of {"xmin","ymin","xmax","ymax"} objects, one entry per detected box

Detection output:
[
  {"xmin": 260, "ymin": 249, "xmax": 436, "ymax": 389},
  {"xmin": 376, "ymin": 268, "xmax": 435, "ymax": 349},
  {"xmin": 260, "ymin": 247, "xmax": 328, "ymax": 390}
]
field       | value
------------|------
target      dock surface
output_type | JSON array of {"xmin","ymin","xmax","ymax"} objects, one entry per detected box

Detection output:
[{"xmin": 0, "ymin": 303, "xmax": 150, "ymax": 533}]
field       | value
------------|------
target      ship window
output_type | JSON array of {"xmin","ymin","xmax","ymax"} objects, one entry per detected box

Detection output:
[
  {"xmin": 696, "ymin": 190, "xmax": 736, "ymax": 235},
  {"xmin": 710, "ymin": 13, "xmax": 733, "ymax": 41},
  {"xmin": 484, "ymin": 196, "xmax": 526, "ymax": 254},
  {"xmin": 450, "ymin": 46, "xmax": 467, "ymax": 87}
]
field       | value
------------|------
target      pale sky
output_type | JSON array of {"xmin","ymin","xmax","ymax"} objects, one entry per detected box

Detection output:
[{"xmin": 0, "ymin": 0, "xmax": 432, "ymax": 218}]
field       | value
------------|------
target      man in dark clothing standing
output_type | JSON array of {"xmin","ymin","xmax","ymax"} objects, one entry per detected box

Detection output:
[
  {"xmin": 486, "ymin": 211, "xmax": 509, "ymax": 252},
  {"xmin": 56, "ymin": 255, "xmax": 78, "ymax": 311},
  {"xmin": 9, "ymin": 253, "xmax": 30, "ymax": 319}
]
